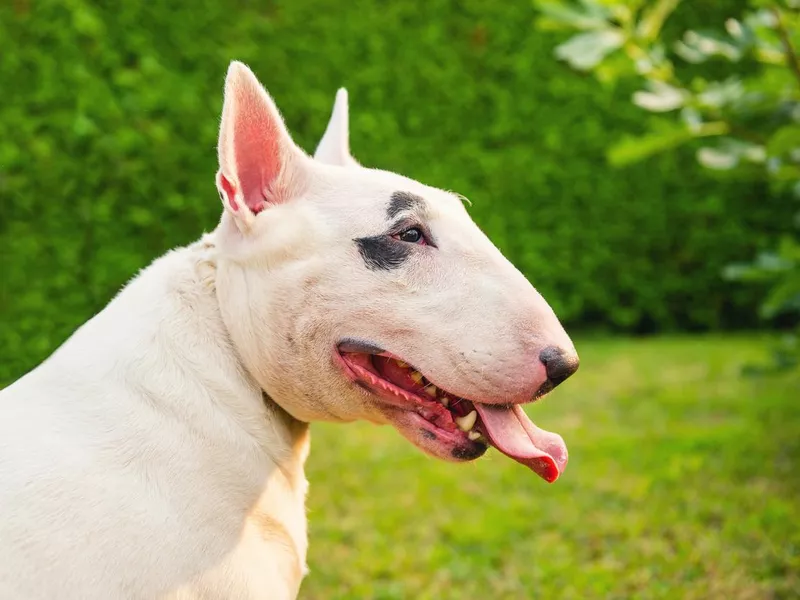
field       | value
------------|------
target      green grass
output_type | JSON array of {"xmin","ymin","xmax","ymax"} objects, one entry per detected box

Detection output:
[{"xmin": 303, "ymin": 336, "xmax": 800, "ymax": 599}]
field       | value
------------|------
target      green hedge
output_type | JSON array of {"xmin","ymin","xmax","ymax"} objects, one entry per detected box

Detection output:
[{"xmin": 0, "ymin": 0, "xmax": 787, "ymax": 382}]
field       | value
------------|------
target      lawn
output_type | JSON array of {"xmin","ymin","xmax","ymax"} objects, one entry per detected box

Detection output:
[{"xmin": 302, "ymin": 336, "xmax": 799, "ymax": 599}]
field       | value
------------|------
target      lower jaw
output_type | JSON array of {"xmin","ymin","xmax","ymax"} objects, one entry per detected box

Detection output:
[
  {"xmin": 342, "ymin": 359, "xmax": 490, "ymax": 461},
  {"xmin": 381, "ymin": 404, "xmax": 489, "ymax": 462}
]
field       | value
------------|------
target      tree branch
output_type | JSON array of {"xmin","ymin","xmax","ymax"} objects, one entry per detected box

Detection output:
[{"xmin": 771, "ymin": 5, "xmax": 800, "ymax": 88}]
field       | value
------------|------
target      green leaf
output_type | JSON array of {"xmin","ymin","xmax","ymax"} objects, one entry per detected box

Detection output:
[
  {"xmin": 697, "ymin": 147, "xmax": 738, "ymax": 170},
  {"xmin": 696, "ymin": 78, "xmax": 745, "ymax": 110},
  {"xmin": 608, "ymin": 121, "xmax": 728, "ymax": 166},
  {"xmin": 770, "ymin": 164, "xmax": 800, "ymax": 186},
  {"xmin": 723, "ymin": 250, "xmax": 794, "ymax": 284},
  {"xmin": 672, "ymin": 41, "xmax": 707, "ymax": 64},
  {"xmin": 534, "ymin": 1, "xmax": 611, "ymax": 31},
  {"xmin": 722, "ymin": 263, "xmax": 757, "ymax": 282},
  {"xmin": 633, "ymin": 43, "xmax": 670, "ymax": 76},
  {"xmin": 554, "ymin": 29, "xmax": 625, "ymax": 70},
  {"xmin": 674, "ymin": 30, "xmax": 743, "ymax": 63},
  {"xmin": 697, "ymin": 139, "xmax": 766, "ymax": 171},
  {"xmin": 632, "ymin": 81, "xmax": 685, "ymax": 112},
  {"xmin": 724, "ymin": 18, "xmax": 755, "ymax": 47},
  {"xmin": 607, "ymin": 123, "xmax": 695, "ymax": 166},
  {"xmin": 762, "ymin": 284, "xmax": 800, "ymax": 318},
  {"xmin": 680, "ymin": 106, "xmax": 702, "ymax": 130},
  {"xmin": 636, "ymin": 0, "xmax": 681, "ymax": 42},
  {"xmin": 594, "ymin": 51, "xmax": 640, "ymax": 82},
  {"xmin": 767, "ymin": 126, "xmax": 800, "ymax": 158}
]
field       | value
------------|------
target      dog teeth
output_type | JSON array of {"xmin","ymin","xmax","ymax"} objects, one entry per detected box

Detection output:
[
  {"xmin": 395, "ymin": 360, "xmax": 408, "ymax": 368},
  {"xmin": 467, "ymin": 431, "xmax": 481, "ymax": 441},
  {"xmin": 410, "ymin": 371, "xmax": 423, "ymax": 384},
  {"xmin": 424, "ymin": 385, "xmax": 437, "ymax": 397},
  {"xmin": 455, "ymin": 410, "xmax": 477, "ymax": 432},
  {"xmin": 439, "ymin": 396, "xmax": 450, "ymax": 408}
]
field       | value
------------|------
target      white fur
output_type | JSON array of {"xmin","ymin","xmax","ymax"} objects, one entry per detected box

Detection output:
[
  {"xmin": 314, "ymin": 88, "xmax": 359, "ymax": 168},
  {"xmin": 0, "ymin": 240, "xmax": 309, "ymax": 599},
  {"xmin": 0, "ymin": 62, "xmax": 576, "ymax": 598}
]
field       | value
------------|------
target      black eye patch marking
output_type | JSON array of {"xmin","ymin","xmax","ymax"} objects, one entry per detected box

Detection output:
[
  {"xmin": 387, "ymin": 191, "xmax": 424, "ymax": 220},
  {"xmin": 354, "ymin": 191, "xmax": 428, "ymax": 271},
  {"xmin": 355, "ymin": 236, "xmax": 412, "ymax": 271}
]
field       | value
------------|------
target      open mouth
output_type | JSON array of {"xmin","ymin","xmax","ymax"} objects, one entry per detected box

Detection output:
[{"xmin": 336, "ymin": 341, "xmax": 568, "ymax": 482}]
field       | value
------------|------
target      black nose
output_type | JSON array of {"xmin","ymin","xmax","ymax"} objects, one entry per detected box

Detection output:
[{"xmin": 539, "ymin": 346, "xmax": 580, "ymax": 387}]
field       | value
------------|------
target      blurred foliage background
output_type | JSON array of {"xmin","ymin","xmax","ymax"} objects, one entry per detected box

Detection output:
[
  {"xmin": 537, "ymin": 0, "xmax": 800, "ymax": 369},
  {"xmin": 1, "ymin": 0, "xmax": 796, "ymax": 384},
  {"xmin": 1, "ymin": 1, "xmax": 799, "ymax": 598}
]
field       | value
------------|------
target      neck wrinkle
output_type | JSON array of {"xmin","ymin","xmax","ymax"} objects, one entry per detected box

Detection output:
[{"xmin": 192, "ymin": 234, "xmax": 309, "ymax": 474}]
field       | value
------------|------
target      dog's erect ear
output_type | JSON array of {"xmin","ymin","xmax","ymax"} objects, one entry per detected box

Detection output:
[
  {"xmin": 314, "ymin": 88, "xmax": 359, "ymax": 168},
  {"xmin": 216, "ymin": 61, "xmax": 308, "ymax": 229}
]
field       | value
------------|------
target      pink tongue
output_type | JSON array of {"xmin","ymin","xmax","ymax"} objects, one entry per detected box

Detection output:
[{"xmin": 474, "ymin": 404, "xmax": 568, "ymax": 483}]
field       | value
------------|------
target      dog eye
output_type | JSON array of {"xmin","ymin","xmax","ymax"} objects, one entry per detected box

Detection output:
[{"xmin": 396, "ymin": 227, "xmax": 425, "ymax": 245}]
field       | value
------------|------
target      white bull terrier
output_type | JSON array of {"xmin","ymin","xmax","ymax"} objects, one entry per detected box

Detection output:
[{"xmin": 0, "ymin": 62, "xmax": 579, "ymax": 599}]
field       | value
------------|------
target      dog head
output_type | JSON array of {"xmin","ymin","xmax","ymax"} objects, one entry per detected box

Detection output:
[{"xmin": 213, "ymin": 62, "xmax": 578, "ymax": 482}]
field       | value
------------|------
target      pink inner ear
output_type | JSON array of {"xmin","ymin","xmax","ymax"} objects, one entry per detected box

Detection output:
[
  {"xmin": 219, "ymin": 174, "xmax": 239, "ymax": 212},
  {"xmin": 232, "ymin": 106, "xmax": 282, "ymax": 214}
]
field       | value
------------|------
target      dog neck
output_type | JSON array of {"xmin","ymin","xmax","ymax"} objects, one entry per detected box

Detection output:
[
  {"xmin": 181, "ymin": 234, "xmax": 312, "ymax": 472},
  {"xmin": 45, "ymin": 233, "xmax": 310, "ymax": 477},
  {"xmin": 18, "ymin": 234, "xmax": 312, "ymax": 587}
]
